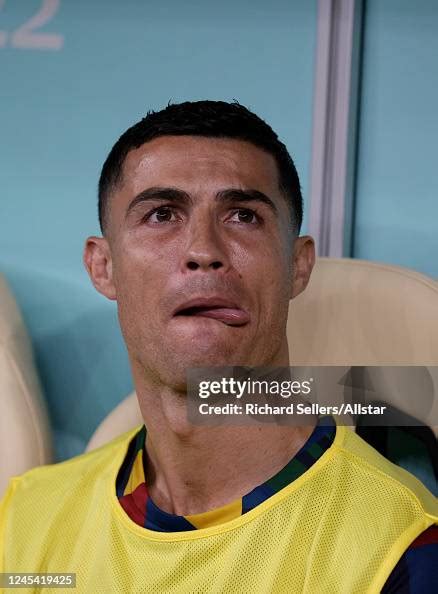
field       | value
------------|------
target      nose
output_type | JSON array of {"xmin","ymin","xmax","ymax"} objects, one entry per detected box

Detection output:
[{"xmin": 182, "ymin": 215, "xmax": 229, "ymax": 273}]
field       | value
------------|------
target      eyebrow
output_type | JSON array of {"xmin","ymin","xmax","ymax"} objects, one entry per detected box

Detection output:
[
  {"xmin": 125, "ymin": 187, "xmax": 191, "ymax": 218},
  {"xmin": 125, "ymin": 186, "xmax": 279, "ymax": 218},
  {"xmin": 216, "ymin": 189, "xmax": 278, "ymax": 214}
]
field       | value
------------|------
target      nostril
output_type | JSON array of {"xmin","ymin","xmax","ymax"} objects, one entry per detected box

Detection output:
[{"xmin": 186, "ymin": 260, "xmax": 223, "ymax": 270}]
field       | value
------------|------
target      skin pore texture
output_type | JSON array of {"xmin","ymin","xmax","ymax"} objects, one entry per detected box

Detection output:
[{"xmin": 84, "ymin": 135, "xmax": 316, "ymax": 516}]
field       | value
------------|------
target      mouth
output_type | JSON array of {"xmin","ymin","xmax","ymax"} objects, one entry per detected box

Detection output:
[{"xmin": 173, "ymin": 297, "xmax": 250, "ymax": 326}]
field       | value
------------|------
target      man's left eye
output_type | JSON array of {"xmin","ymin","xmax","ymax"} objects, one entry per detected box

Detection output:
[{"xmin": 229, "ymin": 209, "xmax": 259, "ymax": 224}]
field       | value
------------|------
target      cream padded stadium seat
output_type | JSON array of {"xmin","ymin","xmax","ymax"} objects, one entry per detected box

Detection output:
[
  {"xmin": 0, "ymin": 274, "xmax": 53, "ymax": 496},
  {"xmin": 87, "ymin": 258, "xmax": 438, "ymax": 451},
  {"xmin": 288, "ymin": 258, "xmax": 438, "ymax": 366}
]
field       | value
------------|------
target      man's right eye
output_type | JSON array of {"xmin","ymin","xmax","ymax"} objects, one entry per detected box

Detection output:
[{"xmin": 144, "ymin": 206, "xmax": 178, "ymax": 223}]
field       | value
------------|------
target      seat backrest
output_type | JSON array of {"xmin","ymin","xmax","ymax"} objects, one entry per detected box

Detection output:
[
  {"xmin": 288, "ymin": 258, "xmax": 438, "ymax": 365},
  {"xmin": 0, "ymin": 274, "xmax": 53, "ymax": 496},
  {"xmin": 87, "ymin": 258, "xmax": 438, "ymax": 451}
]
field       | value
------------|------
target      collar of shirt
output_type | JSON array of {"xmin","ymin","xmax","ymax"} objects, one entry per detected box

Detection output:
[{"xmin": 116, "ymin": 416, "xmax": 336, "ymax": 532}]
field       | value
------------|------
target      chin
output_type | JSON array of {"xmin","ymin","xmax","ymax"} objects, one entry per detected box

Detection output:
[
  {"xmin": 155, "ymin": 347, "xmax": 245, "ymax": 390},
  {"xmin": 169, "ymin": 326, "xmax": 245, "ymax": 362},
  {"xmin": 177, "ymin": 348, "xmax": 242, "ymax": 371}
]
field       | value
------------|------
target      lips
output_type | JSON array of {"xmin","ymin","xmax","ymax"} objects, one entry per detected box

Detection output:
[{"xmin": 173, "ymin": 297, "xmax": 250, "ymax": 326}]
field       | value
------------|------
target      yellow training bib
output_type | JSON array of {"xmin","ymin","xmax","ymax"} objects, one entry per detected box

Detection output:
[{"xmin": 1, "ymin": 424, "xmax": 437, "ymax": 593}]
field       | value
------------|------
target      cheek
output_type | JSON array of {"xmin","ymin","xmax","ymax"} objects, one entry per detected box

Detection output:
[
  {"xmin": 113, "ymin": 237, "xmax": 174, "ymax": 289},
  {"xmin": 238, "ymin": 244, "xmax": 291, "ymax": 321},
  {"xmin": 111, "ymin": 246, "xmax": 169, "ymax": 330},
  {"xmin": 242, "ymin": 238, "xmax": 290, "ymax": 284}
]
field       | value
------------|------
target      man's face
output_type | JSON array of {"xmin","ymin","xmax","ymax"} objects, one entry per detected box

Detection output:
[{"xmin": 85, "ymin": 136, "xmax": 314, "ymax": 390}]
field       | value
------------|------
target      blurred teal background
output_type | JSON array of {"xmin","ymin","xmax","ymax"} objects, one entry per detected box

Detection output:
[
  {"xmin": 0, "ymin": 0, "xmax": 317, "ymax": 458},
  {"xmin": 354, "ymin": 0, "xmax": 438, "ymax": 277}
]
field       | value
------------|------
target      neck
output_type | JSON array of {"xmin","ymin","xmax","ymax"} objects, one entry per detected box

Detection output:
[{"xmin": 132, "ymin": 352, "xmax": 316, "ymax": 516}]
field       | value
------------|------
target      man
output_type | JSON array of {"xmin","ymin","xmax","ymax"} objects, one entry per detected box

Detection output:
[{"xmin": 1, "ymin": 101, "xmax": 436, "ymax": 593}]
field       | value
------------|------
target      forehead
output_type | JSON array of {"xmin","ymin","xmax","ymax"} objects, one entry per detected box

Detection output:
[{"xmin": 119, "ymin": 135, "xmax": 281, "ymax": 198}]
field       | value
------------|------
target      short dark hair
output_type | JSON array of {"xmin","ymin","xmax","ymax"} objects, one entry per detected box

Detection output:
[{"xmin": 98, "ymin": 100, "xmax": 303, "ymax": 234}]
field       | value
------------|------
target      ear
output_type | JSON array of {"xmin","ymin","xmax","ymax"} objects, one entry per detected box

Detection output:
[
  {"xmin": 290, "ymin": 235, "xmax": 315, "ymax": 299},
  {"xmin": 83, "ymin": 236, "xmax": 117, "ymax": 300}
]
